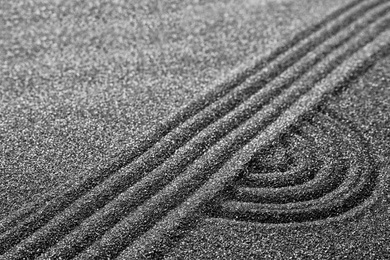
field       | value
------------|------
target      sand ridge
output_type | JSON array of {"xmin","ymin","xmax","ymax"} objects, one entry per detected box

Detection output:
[{"xmin": 1, "ymin": 0, "xmax": 389, "ymax": 259}]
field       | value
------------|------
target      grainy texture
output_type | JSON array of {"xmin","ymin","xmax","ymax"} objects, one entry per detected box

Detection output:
[
  {"xmin": 0, "ymin": 0, "xmax": 347, "ymax": 216},
  {"xmin": 0, "ymin": 0, "xmax": 389, "ymax": 259}
]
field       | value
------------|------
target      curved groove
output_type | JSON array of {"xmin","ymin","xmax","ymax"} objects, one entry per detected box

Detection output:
[
  {"xmin": 235, "ymin": 163, "xmax": 345, "ymax": 204},
  {"xmin": 242, "ymin": 128, "xmax": 321, "ymax": 188},
  {"xmin": 215, "ymin": 111, "xmax": 375, "ymax": 223},
  {"xmin": 1, "ymin": 2, "xmax": 389, "ymax": 260},
  {"xmin": 218, "ymin": 160, "xmax": 371, "ymax": 223},
  {"xmin": 1, "ymin": 1, "xmax": 382, "ymax": 256},
  {"xmin": 1, "ymin": 2, "xmax": 386, "ymax": 260},
  {"xmin": 252, "ymin": 159, "xmax": 369, "ymax": 212},
  {"xmin": 235, "ymin": 120, "xmax": 348, "ymax": 203},
  {"xmin": 67, "ymin": 20, "xmax": 390, "ymax": 260},
  {"xmin": 6, "ymin": 7, "xmax": 390, "ymax": 260},
  {"xmin": 116, "ymin": 35, "xmax": 390, "ymax": 260},
  {"xmin": 242, "ymin": 159, "xmax": 315, "ymax": 188},
  {"xmin": 1, "ymin": 0, "xmax": 369, "ymax": 239}
]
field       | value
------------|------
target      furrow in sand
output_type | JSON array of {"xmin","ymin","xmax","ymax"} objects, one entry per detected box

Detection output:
[
  {"xmin": 0, "ymin": 178, "xmax": 70, "ymax": 235},
  {"xmin": 233, "ymin": 122, "xmax": 345, "ymax": 203},
  {"xmin": 216, "ymin": 112, "xmax": 373, "ymax": 223},
  {"xmin": 13, "ymin": 4, "xmax": 389, "ymax": 260},
  {"xmin": 0, "ymin": 0, "xmax": 366, "ymax": 237},
  {"xmin": 0, "ymin": 205, "xmax": 37, "ymax": 235},
  {"xmin": 234, "ymin": 159, "xmax": 344, "ymax": 204},
  {"xmin": 116, "ymin": 31, "xmax": 390, "ymax": 260},
  {"xmin": 242, "ymin": 131, "xmax": 319, "ymax": 188},
  {"xmin": 69, "ymin": 17, "xmax": 390, "ymax": 260},
  {"xmin": 243, "ymin": 159, "xmax": 315, "ymax": 188},
  {"xmin": 0, "ymin": 0, "xmax": 382, "ymax": 257}
]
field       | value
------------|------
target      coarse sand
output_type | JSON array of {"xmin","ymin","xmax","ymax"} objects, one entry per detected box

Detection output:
[{"xmin": 1, "ymin": 0, "xmax": 389, "ymax": 259}]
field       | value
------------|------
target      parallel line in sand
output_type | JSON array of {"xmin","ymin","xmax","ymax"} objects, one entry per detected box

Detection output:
[
  {"xmin": 0, "ymin": 0, "xmax": 380, "ymax": 256},
  {"xmin": 0, "ymin": 0, "xmax": 366, "ymax": 235},
  {"xmin": 73, "ymin": 17, "xmax": 390, "ymax": 260},
  {"xmin": 23, "ymin": 5, "xmax": 390, "ymax": 260},
  {"xmin": 117, "ymin": 31, "xmax": 390, "ymax": 260},
  {"xmin": 40, "ymin": 6, "xmax": 390, "ymax": 260}
]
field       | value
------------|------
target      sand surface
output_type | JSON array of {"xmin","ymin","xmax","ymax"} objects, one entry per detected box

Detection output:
[{"xmin": 1, "ymin": 0, "xmax": 389, "ymax": 259}]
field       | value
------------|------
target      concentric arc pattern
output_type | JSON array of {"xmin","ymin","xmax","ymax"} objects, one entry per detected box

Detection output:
[
  {"xmin": 0, "ymin": 0, "xmax": 388, "ymax": 259},
  {"xmin": 209, "ymin": 111, "xmax": 376, "ymax": 224}
]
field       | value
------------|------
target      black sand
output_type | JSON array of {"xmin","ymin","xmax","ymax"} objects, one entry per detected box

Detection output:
[{"xmin": 1, "ymin": 0, "xmax": 389, "ymax": 259}]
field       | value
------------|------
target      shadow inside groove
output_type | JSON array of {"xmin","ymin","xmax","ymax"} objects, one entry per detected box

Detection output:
[{"xmin": 209, "ymin": 110, "xmax": 377, "ymax": 224}]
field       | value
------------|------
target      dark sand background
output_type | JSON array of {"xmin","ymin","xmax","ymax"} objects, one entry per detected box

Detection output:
[
  {"xmin": 164, "ymin": 56, "xmax": 390, "ymax": 259},
  {"xmin": 1, "ymin": 0, "xmax": 389, "ymax": 258}
]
